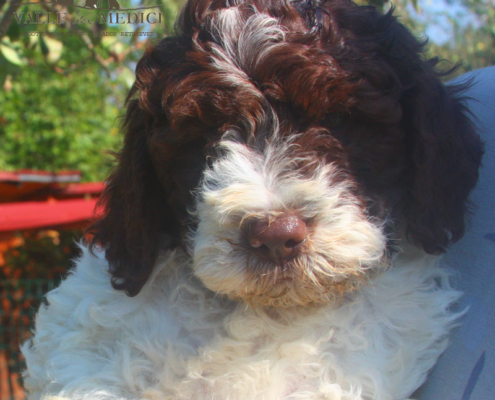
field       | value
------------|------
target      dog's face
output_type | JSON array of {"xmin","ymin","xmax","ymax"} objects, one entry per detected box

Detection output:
[{"xmin": 88, "ymin": 0, "xmax": 483, "ymax": 307}]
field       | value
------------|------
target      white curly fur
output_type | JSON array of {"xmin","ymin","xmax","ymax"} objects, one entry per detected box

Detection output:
[{"xmin": 22, "ymin": 245, "xmax": 462, "ymax": 400}]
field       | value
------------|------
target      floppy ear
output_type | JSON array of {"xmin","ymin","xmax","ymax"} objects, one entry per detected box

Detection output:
[
  {"xmin": 401, "ymin": 74, "xmax": 483, "ymax": 254},
  {"xmin": 87, "ymin": 96, "xmax": 180, "ymax": 297},
  {"xmin": 335, "ymin": 6, "xmax": 483, "ymax": 253},
  {"xmin": 86, "ymin": 36, "xmax": 194, "ymax": 296},
  {"xmin": 373, "ymin": 11, "xmax": 484, "ymax": 253}
]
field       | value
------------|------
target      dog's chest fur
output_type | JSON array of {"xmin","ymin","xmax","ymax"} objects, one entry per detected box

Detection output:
[{"xmin": 23, "ymin": 248, "xmax": 460, "ymax": 400}]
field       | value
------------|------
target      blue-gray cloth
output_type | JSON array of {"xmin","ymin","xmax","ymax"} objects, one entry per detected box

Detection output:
[{"xmin": 416, "ymin": 66, "xmax": 495, "ymax": 399}]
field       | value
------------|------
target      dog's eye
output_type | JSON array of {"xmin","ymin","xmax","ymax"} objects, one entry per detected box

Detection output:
[
  {"xmin": 206, "ymin": 156, "xmax": 214, "ymax": 168},
  {"xmin": 323, "ymin": 113, "xmax": 348, "ymax": 131}
]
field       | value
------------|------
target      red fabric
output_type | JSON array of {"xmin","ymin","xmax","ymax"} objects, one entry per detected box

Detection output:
[{"xmin": 0, "ymin": 199, "xmax": 99, "ymax": 233}]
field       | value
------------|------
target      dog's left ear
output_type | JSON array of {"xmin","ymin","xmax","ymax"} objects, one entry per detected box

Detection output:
[
  {"xmin": 373, "ymin": 11, "xmax": 484, "ymax": 254},
  {"xmin": 402, "ymin": 78, "xmax": 483, "ymax": 254}
]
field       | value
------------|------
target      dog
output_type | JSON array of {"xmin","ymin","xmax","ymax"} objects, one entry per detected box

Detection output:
[{"xmin": 21, "ymin": 0, "xmax": 484, "ymax": 399}]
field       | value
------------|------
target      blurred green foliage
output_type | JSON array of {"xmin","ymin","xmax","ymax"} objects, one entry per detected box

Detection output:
[
  {"xmin": 358, "ymin": 0, "xmax": 495, "ymax": 77},
  {"xmin": 440, "ymin": 0, "xmax": 495, "ymax": 73},
  {"xmin": 0, "ymin": 63, "xmax": 122, "ymax": 181},
  {"xmin": 0, "ymin": 0, "xmax": 182, "ymax": 181}
]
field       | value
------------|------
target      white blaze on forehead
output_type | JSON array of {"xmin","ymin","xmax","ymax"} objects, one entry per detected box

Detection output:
[
  {"xmin": 236, "ymin": 13, "xmax": 286, "ymax": 73},
  {"xmin": 194, "ymin": 8, "xmax": 286, "ymax": 133},
  {"xmin": 207, "ymin": 7, "xmax": 286, "ymax": 80}
]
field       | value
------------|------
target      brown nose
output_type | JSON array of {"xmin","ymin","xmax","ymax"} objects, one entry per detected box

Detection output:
[{"xmin": 247, "ymin": 214, "xmax": 308, "ymax": 264}]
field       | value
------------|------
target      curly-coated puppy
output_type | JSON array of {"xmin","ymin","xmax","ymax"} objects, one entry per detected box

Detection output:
[{"xmin": 22, "ymin": 0, "xmax": 484, "ymax": 399}]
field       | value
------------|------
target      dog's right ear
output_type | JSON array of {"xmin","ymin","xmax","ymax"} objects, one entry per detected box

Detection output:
[
  {"xmin": 87, "ymin": 94, "xmax": 180, "ymax": 297},
  {"xmin": 87, "ymin": 34, "xmax": 209, "ymax": 296},
  {"xmin": 87, "ymin": 37, "xmax": 196, "ymax": 296}
]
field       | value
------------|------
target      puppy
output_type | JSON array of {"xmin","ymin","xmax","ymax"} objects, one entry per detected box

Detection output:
[{"xmin": 22, "ymin": 0, "xmax": 484, "ymax": 399}]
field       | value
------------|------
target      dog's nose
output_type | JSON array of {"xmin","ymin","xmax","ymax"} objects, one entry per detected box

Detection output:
[{"xmin": 247, "ymin": 214, "xmax": 308, "ymax": 263}]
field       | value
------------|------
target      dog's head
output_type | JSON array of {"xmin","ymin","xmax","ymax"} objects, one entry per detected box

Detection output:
[{"xmin": 88, "ymin": 0, "xmax": 483, "ymax": 307}]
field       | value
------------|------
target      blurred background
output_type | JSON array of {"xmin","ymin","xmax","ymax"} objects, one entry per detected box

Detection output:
[{"xmin": 0, "ymin": 0, "xmax": 493, "ymax": 398}]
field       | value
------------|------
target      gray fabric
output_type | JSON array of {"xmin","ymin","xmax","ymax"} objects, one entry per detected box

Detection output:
[{"xmin": 416, "ymin": 66, "xmax": 495, "ymax": 400}]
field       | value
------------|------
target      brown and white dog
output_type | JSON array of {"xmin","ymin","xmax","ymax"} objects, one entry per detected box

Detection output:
[{"xmin": 22, "ymin": 0, "xmax": 484, "ymax": 399}]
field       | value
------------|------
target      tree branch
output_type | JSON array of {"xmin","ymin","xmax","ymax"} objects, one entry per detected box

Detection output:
[{"xmin": 0, "ymin": 0, "xmax": 21, "ymax": 41}]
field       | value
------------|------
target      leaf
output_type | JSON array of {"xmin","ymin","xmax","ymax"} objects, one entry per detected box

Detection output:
[
  {"xmin": 101, "ymin": 35, "xmax": 118, "ymax": 49},
  {"xmin": 110, "ymin": 41, "xmax": 124, "ymax": 55},
  {"xmin": 0, "ymin": 44, "xmax": 25, "ymax": 66},
  {"xmin": 43, "ymin": 37, "xmax": 63, "ymax": 64},
  {"xmin": 29, "ymin": 34, "xmax": 38, "ymax": 48}
]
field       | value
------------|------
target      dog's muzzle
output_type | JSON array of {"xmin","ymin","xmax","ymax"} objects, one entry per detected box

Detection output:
[{"xmin": 187, "ymin": 140, "xmax": 389, "ymax": 307}]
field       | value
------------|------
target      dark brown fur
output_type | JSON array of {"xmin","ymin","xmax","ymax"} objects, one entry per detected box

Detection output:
[{"xmin": 87, "ymin": 0, "xmax": 483, "ymax": 296}]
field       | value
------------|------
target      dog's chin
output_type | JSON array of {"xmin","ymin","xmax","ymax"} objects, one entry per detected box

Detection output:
[{"xmin": 193, "ymin": 250, "xmax": 388, "ymax": 308}]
